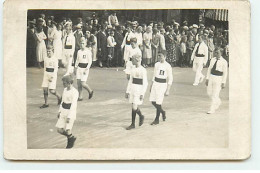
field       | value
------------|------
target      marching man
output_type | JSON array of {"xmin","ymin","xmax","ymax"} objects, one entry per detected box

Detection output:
[
  {"xmin": 124, "ymin": 37, "xmax": 142, "ymax": 80},
  {"xmin": 190, "ymin": 34, "xmax": 208, "ymax": 86},
  {"xmin": 74, "ymin": 38, "xmax": 94, "ymax": 101},
  {"xmin": 56, "ymin": 74, "xmax": 79, "ymax": 149},
  {"xmin": 125, "ymin": 54, "xmax": 148, "ymax": 130},
  {"xmin": 62, "ymin": 22, "xmax": 75, "ymax": 75},
  {"xmin": 150, "ymin": 51, "xmax": 173, "ymax": 125},
  {"xmin": 40, "ymin": 45, "xmax": 62, "ymax": 108},
  {"xmin": 205, "ymin": 47, "xmax": 228, "ymax": 114}
]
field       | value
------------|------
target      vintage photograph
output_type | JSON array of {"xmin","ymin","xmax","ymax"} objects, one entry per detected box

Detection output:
[{"xmin": 26, "ymin": 9, "xmax": 229, "ymax": 149}]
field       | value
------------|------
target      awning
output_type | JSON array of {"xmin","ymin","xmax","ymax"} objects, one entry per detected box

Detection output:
[{"xmin": 205, "ymin": 9, "xmax": 228, "ymax": 21}]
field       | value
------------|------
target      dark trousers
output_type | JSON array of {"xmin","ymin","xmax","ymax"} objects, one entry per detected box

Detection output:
[
  {"xmin": 114, "ymin": 47, "xmax": 123, "ymax": 67},
  {"xmin": 73, "ymin": 47, "xmax": 80, "ymax": 66},
  {"xmin": 26, "ymin": 47, "xmax": 36, "ymax": 67}
]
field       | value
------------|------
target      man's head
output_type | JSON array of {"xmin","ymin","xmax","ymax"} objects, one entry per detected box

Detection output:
[
  {"xmin": 153, "ymin": 28, "xmax": 158, "ymax": 35},
  {"xmin": 46, "ymin": 45, "xmax": 54, "ymax": 57},
  {"xmin": 132, "ymin": 54, "xmax": 142, "ymax": 66},
  {"xmin": 214, "ymin": 47, "xmax": 223, "ymax": 59},
  {"xmin": 136, "ymin": 26, "xmax": 143, "ymax": 33},
  {"xmin": 146, "ymin": 26, "xmax": 152, "ymax": 33},
  {"xmin": 47, "ymin": 19, "xmax": 52, "ymax": 27},
  {"xmin": 80, "ymin": 37, "xmax": 86, "ymax": 49},
  {"xmin": 109, "ymin": 30, "xmax": 114, "ymax": 36},
  {"xmin": 40, "ymin": 14, "xmax": 45, "ymax": 19},
  {"xmin": 198, "ymin": 34, "xmax": 204, "ymax": 43},
  {"xmin": 65, "ymin": 23, "xmax": 72, "ymax": 33},
  {"xmin": 130, "ymin": 37, "xmax": 137, "ymax": 49},
  {"xmin": 157, "ymin": 51, "xmax": 166, "ymax": 63},
  {"xmin": 160, "ymin": 28, "xmax": 165, "ymax": 35},
  {"xmin": 62, "ymin": 74, "xmax": 74, "ymax": 88}
]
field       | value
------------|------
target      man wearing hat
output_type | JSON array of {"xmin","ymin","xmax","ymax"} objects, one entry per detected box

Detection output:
[
  {"xmin": 190, "ymin": 34, "xmax": 208, "ymax": 86},
  {"xmin": 62, "ymin": 22, "xmax": 76, "ymax": 75},
  {"xmin": 73, "ymin": 24, "xmax": 84, "ymax": 66},
  {"xmin": 207, "ymin": 31, "xmax": 215, "ymax": 67},
  {"xmin": 108, "ymin": 11, "xmax": 119, "ymax": 27},
  {"xmin": 96, "ymin": 24, "xmax": 108, "ymax": 67},
  {"xmin": 27, "ymin": 20, "xmax": 37, "ymax": 67},
  {"xmin": 114, "ymin": 25, "xmax": 124, "ymax": 67}
]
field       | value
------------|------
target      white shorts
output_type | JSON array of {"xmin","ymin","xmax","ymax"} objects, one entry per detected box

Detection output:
[
  {"xmin": 41, "ymin": 73, "xmax": 57, "ymax": 90},
  {"xmin": 62, "ymin": 49, "xmax": 73, "ymax": 66},
  {"xmin": 149, "ymin": 82, "xmax": 167, "ymax": 105},
  {"xmin": 76, "ymin": 67, "xmax": 89, "ymax": 82},
  {"xmin": 129, "ymin": 94, "xmax": 143, "ymax": 105},
  {"xmin": 55, "ymin": 115, "xmax": 75, "ymax": 130},
  {"xmin": 124, "ymin": 61, "xmax": 134, "ymax": 75}
]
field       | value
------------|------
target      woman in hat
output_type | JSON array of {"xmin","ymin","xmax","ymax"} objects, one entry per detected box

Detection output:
[
  {"xmin": 165, "ymin": 28, "xmax": 176, "ymax": 67},
  {"xmin": 143, "ymin": 26, "xmax": 152, "ymax": 67},
  {"xmin": 53, "ymin": 23, "xmax": 63, "ymax": 67},
  {"xmin": 34, "ymin": 22, "xmax": 47, "ymax": 68},
  {"xmin": 151, "ymin": 28, "xmax": 160, "ymax": 66}
]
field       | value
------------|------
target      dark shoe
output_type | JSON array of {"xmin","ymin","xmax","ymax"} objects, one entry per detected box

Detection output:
[
  {"xmin": 57, "ymin": 97, "xmax": 62, "ymax": 105},
  {"xmin": 66, "ymin": 136, "xmax": 77, "ymax": 149},
  {"xmin": 126, "ymin": 124, "xmax": 135, "ymax": 130},
  {"xmin": 89, "ymin": 91, "xmax": 94, "ymax": 99},
  {"xmin": 40, "ymin": 104, "xmax": 49, "ymax": 109},
  {"xmin": 150, "ymin": 120, "xmax": 159, "ymax": 125},
  {"xmin": 78, "ymin": 98, "xmax": 83, "ymax": 101},
  {"xmin": 162, "ymin": 111, "xmax": 166, "ymax": 121},
  {"xmin": 139, "ymin": 115, "xmax": 144, "ymax": 126}
]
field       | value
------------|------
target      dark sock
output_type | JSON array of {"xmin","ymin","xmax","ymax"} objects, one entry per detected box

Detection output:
[
  {"xmin": 43, "ymin": 92, "xmax": 48, "ymax": 105},
  {"xmin": 67, "ymin": 134, "xmax": 72, "ymax": 138},
  {"xmin": 155, "ymin": 108, "xmax": 160, "ymax": 121},
  {"xmin": 131, "ymin": 109, "xmax": 137, "ymax": 126},
  {"xmin": 157, "ymin": 104, "xmax": 164, "ymax": 113},
  {"xmin": 152, "ymin": 101, "xmax": 157, "ymax": 109},
  {"xmin": 136, "ymin": 108, "xmax": 143, "ymax": 117}
]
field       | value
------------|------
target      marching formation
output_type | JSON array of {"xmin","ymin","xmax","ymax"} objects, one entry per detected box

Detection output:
[{"xmin": 27, "ymin": 11, "xmax": 229, "ymax": 149}]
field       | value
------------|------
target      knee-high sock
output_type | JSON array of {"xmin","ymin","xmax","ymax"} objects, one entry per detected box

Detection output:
[
  {"xmin": 136, "ymin": 108, "xmax": 143, "ymax": 117},
  {"xmin": 152, "ymin": 101, "xmax": 157, "ymax": 109},
  {"xmin": 43, "ymin": 92, "xmax": 48, "ymax": 105},
  {"xmin": 131, "ymin": 109, "xmax": 137, "ymax": 125},
  {"xmin": 156, "ymin": 104, "xmax": 164, "ymax": 113}
]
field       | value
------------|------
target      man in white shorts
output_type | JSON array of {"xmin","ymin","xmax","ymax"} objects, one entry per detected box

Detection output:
[
  {"xmin": 205, "ymin": 47, "xmax": 228, "ymax": 114},
  {"xmin": 149, "ymin": 51, "xmax": 173, "ymax": 125},
  {"xmin": 56, "ymin": 74, "xmax": 79, "ymax": 149},
  {"xmin": 62, "ymin": 22, "xmax": 75, "ymax": 75},
  {"xmin": 74, "ymin": 38, "xmax": 94, "ymax": 101},
  {"xmin": 125, "ymin": 54, "xmax": 148, "ymax": 130},
  {"xmin": 190, "ymin": 34, "xmax": 208, "ymax": 86},
  {"xmin": 40, "ymin": 45, "xmax": 62, "ymax": 108},
  {"xmin": 124, "ymin": 37, "xmax": 142, "ymax": 80}
]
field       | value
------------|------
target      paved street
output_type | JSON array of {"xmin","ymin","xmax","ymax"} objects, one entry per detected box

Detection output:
[{"xmin": 27, "ymin": 66, "xmax": 229, "ymax": 149}]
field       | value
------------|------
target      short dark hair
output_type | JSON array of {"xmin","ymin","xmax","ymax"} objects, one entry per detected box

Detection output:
[
  {"xmin": 130, "ymin": 37, "xmax": 137, "ymax": 43},
  {"xmin": 62, "ymin": 74, "xmax": 74, "ymax": 84}
]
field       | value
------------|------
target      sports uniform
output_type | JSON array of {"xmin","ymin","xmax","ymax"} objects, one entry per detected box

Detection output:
[
  {"xmin": 126, "ymin": 66, "xmax": 148, "ymax": 105},
  {"xmin": 206, "ymin": 56, "xmax": 228, "ymax": 114},
  {"xmin": 41, "ymin": 55, "xmax": 58, "ymax": 90},
  {"xmin": 62, "ymin": 32, "xmax": 75, "ymax": 74},
  {"xmin": 75, "ymin": 48, "xmax": 92, "ymax": 82},
  {"xmin": 124, "ymin": 46, "xmax": 142, "ymax": 75},
  {"xmin": 125, "ymin": 58, "xmax": 147, "ymax": 130},
  {"xmin": 56, "ymin": 86, "xmax": 79, "ymax": 130},
  {"xmin": 191, "ymin": 40, "xmax": 208, "ymax": 85},
  {"xmin": 121, "ymin": 31, "xmax": 136, "ymax": 63},
  {"xmin": 150, "ymin": 61, "xmax": 173, "ymax": 104}
]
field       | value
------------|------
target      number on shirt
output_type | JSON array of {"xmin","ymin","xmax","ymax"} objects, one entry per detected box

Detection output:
[
  {"xmin": 83, "ymin": 55, "xmax": 86, "ymax": 59},
  {"xmin": 159, "ymin": 70, "xmax": 165, "ymax": 75}
]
